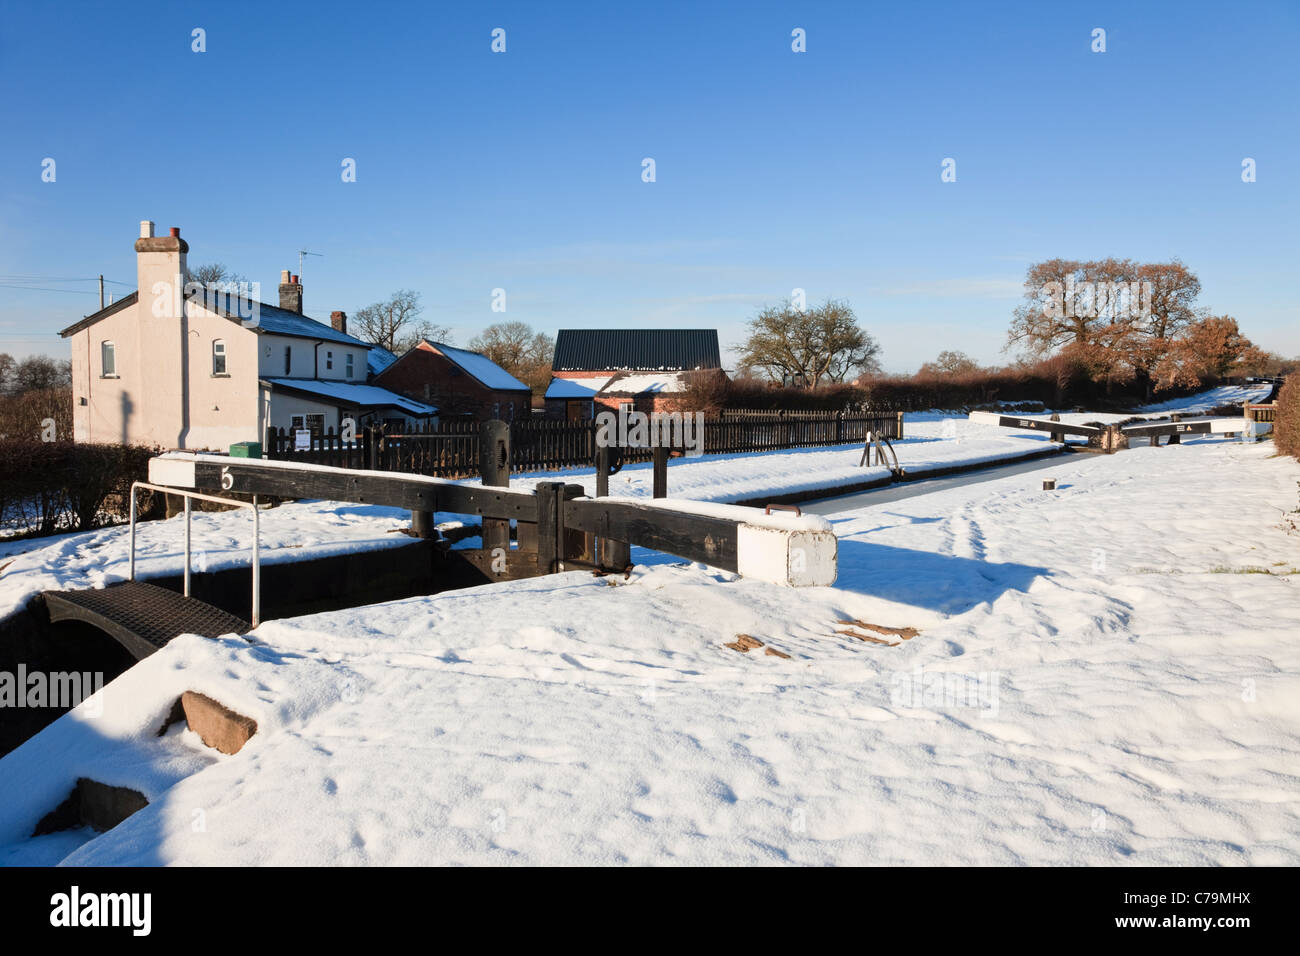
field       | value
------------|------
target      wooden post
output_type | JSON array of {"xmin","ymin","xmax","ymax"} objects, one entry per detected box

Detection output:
[
  {"xmin": 896, "ymin": 410, "xmax": 904, "ymax": 441},
  {"xmin": 563, "ymin": 483, "xmax": 589, "ymax": 565},
  {"xmin": 652, "ymin": 445, "xmax": 669, "ymax": 499},
  {"xmin": 403, "ymin": 422, "xmax": 435, "ymax": 537},
  {"xmin": 595, "ymin": 445, "xmax": 630, "ymax": 571},
  {"xmin": 596, "ymin": 445, "xmax": 611, "ymax": 499},
  {"xmin": 535, "ymin": 481, "xmax": 564, "ymax": 573},
  {"xmin": 479, "ymin": 419, "xmax": 511, "ymax": 553}
]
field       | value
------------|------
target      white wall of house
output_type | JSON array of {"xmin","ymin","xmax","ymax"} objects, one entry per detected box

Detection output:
[
  {"xmin": 255, "ymin": 333, "xmax": 368, "ymax": 382},
  {"xmin": 67, "ymin": 238, "xmax": 262, "ymax": 451},
  {"xmin": 66, "ymin": 221, "xmax": 386, "ymax": 451}
]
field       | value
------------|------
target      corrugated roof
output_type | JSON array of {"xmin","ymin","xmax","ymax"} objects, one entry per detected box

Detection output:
[{"xmin": 552, "ymin": 329, "xmax": 721, "ymax": 372}]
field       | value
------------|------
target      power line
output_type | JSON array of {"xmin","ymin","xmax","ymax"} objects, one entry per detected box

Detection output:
[
  {"xmin": 0, "ymin": 275, "xmax": 134, "ymax": 286},
  {"xmin": 0, "ymin": 283, "xmax": 98, "ymax": 295}
]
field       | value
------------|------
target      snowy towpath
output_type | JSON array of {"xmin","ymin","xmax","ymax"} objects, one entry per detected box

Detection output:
[{"xmin": 2, "ymin": 438, "xmax": 1297, "ymax": 865}]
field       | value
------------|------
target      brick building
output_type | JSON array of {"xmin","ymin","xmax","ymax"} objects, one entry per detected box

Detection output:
[
  {"xmin": 375, "ymin": 340, "xmax": 532, "ymax": 421},
  {"xmin": 544, "ymin": 329, "xmax": 723, "ymax": 419}
]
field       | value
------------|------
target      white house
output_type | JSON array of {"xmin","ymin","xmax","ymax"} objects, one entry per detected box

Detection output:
[{"xmin": 60, "ymin": 221, "xmax": 436, "ymax": 450}]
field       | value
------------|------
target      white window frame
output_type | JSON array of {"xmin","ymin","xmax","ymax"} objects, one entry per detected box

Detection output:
[
  {"xmin": 345, "ymin": 353, "xmax": 354, "ymax": 379},
  {"xmin": 212, "ymin": 339, "xmax": 227, "ymax": 375},
  {"xmin": 101, "ymin": 340, "xmax": 117, "ymax": 377}
]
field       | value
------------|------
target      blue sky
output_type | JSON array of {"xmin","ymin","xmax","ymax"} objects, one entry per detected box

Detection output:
[{"xmin": 1, "ymin": 0, "xmax": 1296, "ymax": 371}]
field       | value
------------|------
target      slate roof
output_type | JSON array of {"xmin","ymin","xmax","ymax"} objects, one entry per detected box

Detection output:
[
  {"xmin": 262, "ymin": 378, "xmax": 437, "ymax": 416},
  {"xmin": 367, "ymin": 346, "xmax": 399, "ymax": 377},
  {"xmin": 544, "ymin": 376, "xmax": 612, "ymax": 399},
  {"xmin": 195, "ymin": 293, "xmax": 371, "ymax": 348},
  {"xmin": 429, "ymin": 342, "xmax": 531, "ymax": 391},
  {"xmin": 58, "ymin": 292, "xmax": 139, "ymax": 338},
  {"xmin": 552, "ymin": 329, "xmax": 721, "ymax": 372}
]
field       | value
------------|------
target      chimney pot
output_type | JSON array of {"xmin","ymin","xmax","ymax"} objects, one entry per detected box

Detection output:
[
  {"xmin": 278, "ymin": 272, "xmax": 304, "ymax": 314},
  {"xmin": 140, "ymin": 220, "xmax": 155, "ymax": 239},
  {"xmin": 169, "ymin": 227, "xmax": 180, "ymax": 238}
]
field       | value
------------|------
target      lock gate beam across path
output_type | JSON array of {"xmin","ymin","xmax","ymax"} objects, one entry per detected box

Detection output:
[
  {"xmin": 968, "ymin": 411, "xmax": 1245, "ymax": 453},
  {"xmin": 147, "ymin": 454, "xmax": 837, "ymax": 588}
]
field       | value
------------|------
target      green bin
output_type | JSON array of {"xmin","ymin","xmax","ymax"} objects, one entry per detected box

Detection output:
[{"xmin": 229, "ymin": 441, "xmax": 263, "ymax": 459}]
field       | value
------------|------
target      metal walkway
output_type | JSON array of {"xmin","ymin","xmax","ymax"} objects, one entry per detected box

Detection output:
[{"xmin": 43, "ymin": 581, "xmax": 251, "ymax": 660}]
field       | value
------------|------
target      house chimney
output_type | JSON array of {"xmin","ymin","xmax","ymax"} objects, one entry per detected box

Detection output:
[
  {"xmin": 132, "ymin": 219, "xmax": 188, "ymax": 446},
  {"xmin": 278, "ymin": 271, "xmax": 303, "ymax": 314},
  {"xmin": 134, "ymin": 219, "xmax": 188, "ymax": 313},
  {"xmin": 330, "ymin": 311, "xmax": 347, "ymax": 335}
]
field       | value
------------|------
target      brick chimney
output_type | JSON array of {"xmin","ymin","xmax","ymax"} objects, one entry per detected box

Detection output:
[
  {"xmin": 330, "ymin": 311, "xmax": 347, "ymax": 335},
  {"xmin": 135, "ymin": 221, "xmax": 188, "ymax": 318},
  {"xmin": 278, "ymin": 270, "xmax": 303, "ymax": 314}
]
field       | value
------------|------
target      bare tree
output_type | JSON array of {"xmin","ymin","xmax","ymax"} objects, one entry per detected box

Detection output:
[
  {"xmin": 468, "ymin": 321, "xmax": 554, "ymax": 393},
  {"xmin": 352, "ymin": 290, "xmax": 451, "ymax": 355},
  {"xmin": 187, "ymin": 262, "xmax": 248, "ymax": 291},
  {"xmin": 737, "ymin": 299, "xmax": 881, "ymax": 387},
  {"xmin": 0, "ymin": 352, "xmax": 14, "ymax": 395},
  {"xmin": 1006, "ymin": 257, "xmax": 1202, "ymax": 393},
  {"xmin": 12, "ymin": 355, "xmax": 71, "ymax": 392},
  {"xmin": 918, "ymin": 350, "xmax": 981, "ymax": 376}
]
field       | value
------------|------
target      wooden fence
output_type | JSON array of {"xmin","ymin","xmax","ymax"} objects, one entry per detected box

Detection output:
[{"xmin": 265, "ymin": 410, "xmax": 903, "ymax": 478}]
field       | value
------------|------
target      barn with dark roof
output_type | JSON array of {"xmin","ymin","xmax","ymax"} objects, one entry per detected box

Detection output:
[{"xmin": 544, "ymin": 329, "xmax": 725, "ymax": 420}]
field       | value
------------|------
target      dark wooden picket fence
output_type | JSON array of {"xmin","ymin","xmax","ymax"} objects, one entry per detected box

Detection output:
[{"xmin": 265, "ymin": 410, "xmax": 903, "ymax": 478}]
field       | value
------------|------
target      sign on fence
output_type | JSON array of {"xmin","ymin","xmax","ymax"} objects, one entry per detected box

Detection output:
[{"xmin": 294, "ymin": 429, "xmax": 311, "ymax": 451}]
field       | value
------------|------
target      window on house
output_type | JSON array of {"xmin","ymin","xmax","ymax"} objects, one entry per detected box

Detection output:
[
  {"xmin": 101, "ymin": 341, "xmax": 116, "ymax": 377},
  {"xmin": 284, "ymin": 345, "xmax": 292, "ymax": 375},
  {"xmin": 326, "ymin": 350, "xmax": 334, "ymax": 371},
  {"xmin": 212, "ymin": 339, "xmax": 227, "ymax": 375},
  {"xmin": 345, "ymin": 353, "xmax": 354, "ymax": 379}
]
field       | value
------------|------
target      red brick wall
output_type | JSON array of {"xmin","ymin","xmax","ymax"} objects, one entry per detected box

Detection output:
[{"xmin": 376, "ymin": 342, "xmax": 531, "ymax": 421}]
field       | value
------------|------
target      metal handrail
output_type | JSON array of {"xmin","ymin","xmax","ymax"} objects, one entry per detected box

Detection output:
[{"xmin": 129, "ymin": 481, "xmax": 261, "ymax": 627}]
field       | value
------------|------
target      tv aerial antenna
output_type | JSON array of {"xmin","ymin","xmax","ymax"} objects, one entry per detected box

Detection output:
[{"xmin": 297, "ymin": 248, "xmax": 323, "ymax": 278}]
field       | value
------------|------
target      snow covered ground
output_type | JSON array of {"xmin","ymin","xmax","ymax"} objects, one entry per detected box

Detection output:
[
  {"xmin": 1, "ymin": 425, "xmax": 1297, "ymax": 865},
  {"xmin": 0, "ymin": 386, "xmax": 1262, "ymax": 624},
  {"xmin": 0, "ymin": 414, "xmax": 1057, "ymax": 624},
  {"xmin": 1134, "ymin": 384, "xmax": 1272, "ymax": 415}
]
